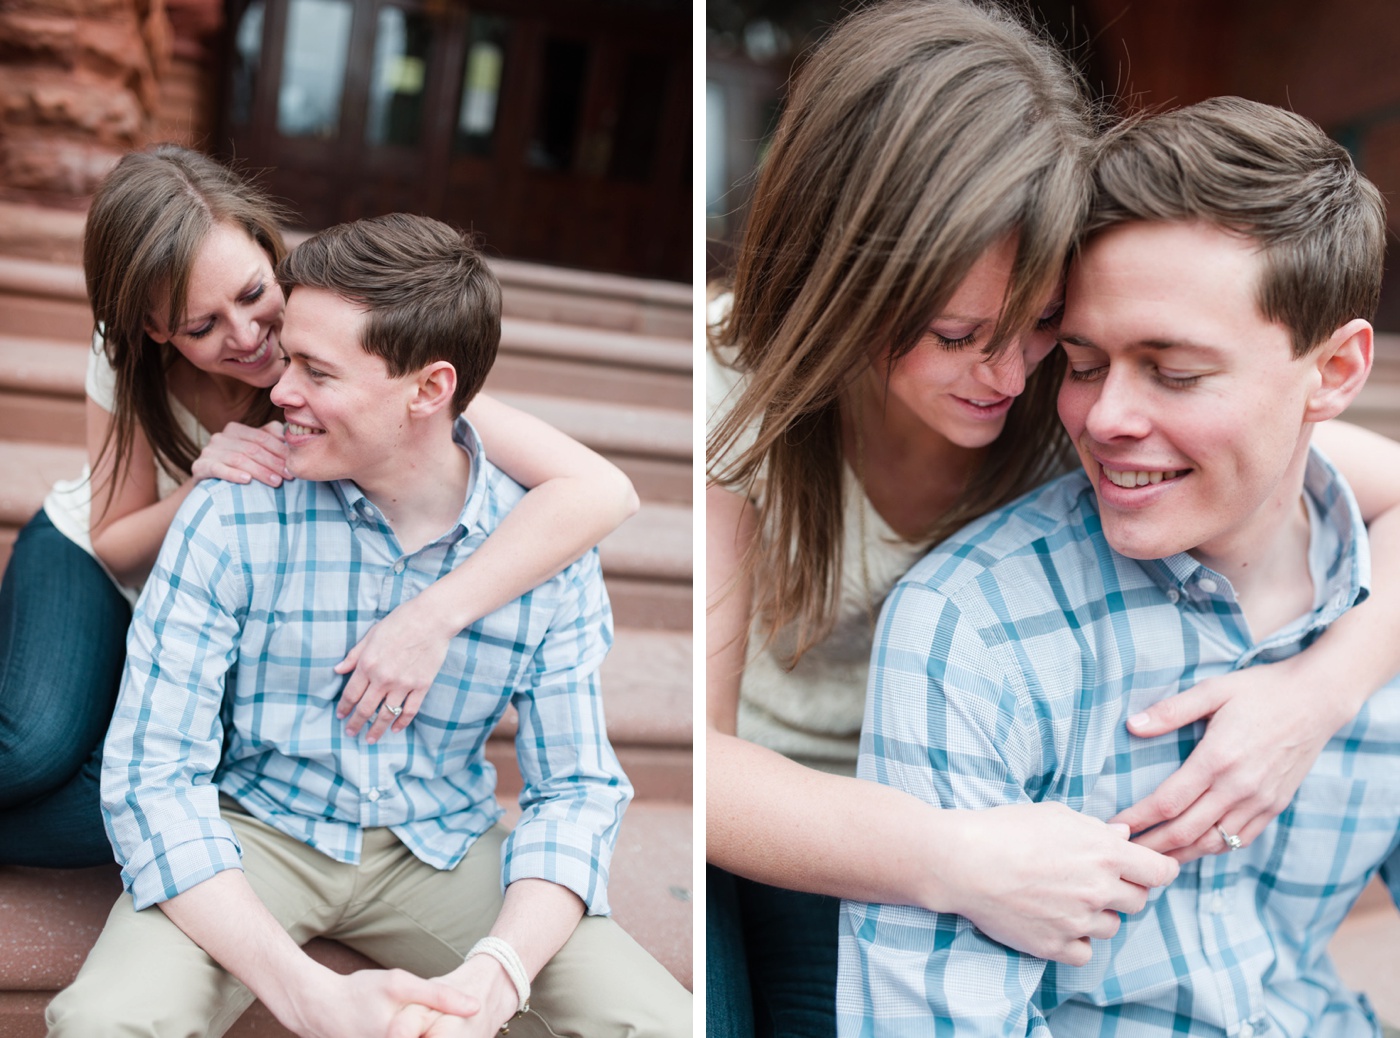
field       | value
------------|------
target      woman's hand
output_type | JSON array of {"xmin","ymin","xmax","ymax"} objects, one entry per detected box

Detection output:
[
  {"xmin": 335, "ymin": 595, "xmax": 456, "ymax": 742},
  {"xmin": 191, "ymin": 420, "xmax": 290, "ymax": 487},
  {"xmin": 944, "ymin": 802, "xmax": 1179, "ymax": 966},
  {"xmin": 1110, "ymin": 659, "xmax": 1351, "ymax": 863}
]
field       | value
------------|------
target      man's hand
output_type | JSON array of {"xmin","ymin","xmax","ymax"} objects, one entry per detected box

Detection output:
[
  {"xmin": 335, "ymin": 594, "xmax": 456, "ymax": 742},
  {"xmin": 286, "ymin": 966, "xmax": 482, "ymax": 1038},
  {"xmin": 156, "ymin": 871, "xmax": 481, "ymax": 1038},
  {"xmin": 388, "ymin": 956, "xmax": 520, "ymax": 1037},
  {"xmin": 1111, "ymin": 659, "xmax": 1345, "ymax": 863}
]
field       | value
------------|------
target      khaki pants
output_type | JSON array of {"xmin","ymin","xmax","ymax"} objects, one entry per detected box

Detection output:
[{"xmin": 46, "ymin": 801, "xmax": 690, "ymax": 1037}]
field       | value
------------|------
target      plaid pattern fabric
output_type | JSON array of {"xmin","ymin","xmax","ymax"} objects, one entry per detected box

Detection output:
[
  {"xmin": 103, "ymin": 418, "xmax": 629, "ymax": 915},
  {"xmin": 839, "ymin": 450, "xmax": 1400, "ymax": 1037}
]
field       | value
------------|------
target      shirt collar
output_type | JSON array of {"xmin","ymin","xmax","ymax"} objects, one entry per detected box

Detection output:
[
  {"xmin": 1135, "ymin": 445, "xmax": 1369, "ymax": 628},
  {"xmin": 327, "ymin": 415, "xmax": 490, "ymax": 540}
]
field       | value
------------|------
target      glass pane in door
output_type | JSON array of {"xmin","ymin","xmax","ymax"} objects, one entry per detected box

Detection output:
[
  {"xmin": 366, "ymin": 6, "xmax": 432, "ymax": 148},
  {"xmin": 229, "ymin": 0, "xmax": 265, "ymax": 127},
  {"xmin": 526, "ymin": 36, "xmax": 589, "ymax": 171},
  {"xmin": 454, "ymin": 13, "xmax": 510, "ymax": 157},
  {"xmin": 277, "ymin": 0, "xmax": 353, "ymax": 139}
]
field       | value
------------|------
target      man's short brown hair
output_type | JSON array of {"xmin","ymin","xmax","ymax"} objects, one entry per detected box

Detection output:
[
  {"xmin": 278, "ymin": 213, "xmax": 501, "ymax": 414},
  {"xmin": 1087, "ymin": 97, "xmax": 1386, "ymax": 356}
]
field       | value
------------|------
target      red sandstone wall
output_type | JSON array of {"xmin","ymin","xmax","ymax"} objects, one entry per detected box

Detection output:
[{"xmin": 0, "ymin": 0, "xmax": 221, "ymax": 208}]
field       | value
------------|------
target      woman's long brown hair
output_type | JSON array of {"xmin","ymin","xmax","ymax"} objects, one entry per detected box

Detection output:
[
  {"xmin": 83, "ymin": 144, "xmax": 288, "ymax": 503},
  {"xmin": 709, "ymin": 0, "xmax": 1095, "ymax": 664}
]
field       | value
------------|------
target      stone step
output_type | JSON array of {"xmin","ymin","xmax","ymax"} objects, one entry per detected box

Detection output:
[
  {"xmin": 0, "ymin": 335, "xmax": 693, "ymax": 503},
  {"xmin": 1343, "ymin": 379, "xmax": 1400, "ymax": 442},
  {"xmin": 0, "ymin": 439, "xmax": 691, "ymax": 629},
  {"xmin": 0, "ymin": 249, "xmax": 691, "ymax": 343},
  {"xmin": 0, "ymin": 801, "xmax": 692, "ymax": 1036}
]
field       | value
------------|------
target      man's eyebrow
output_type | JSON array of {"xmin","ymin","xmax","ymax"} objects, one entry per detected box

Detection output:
[
  {"xmin": 288, "ymin": 348, "xmax": 342, "ymax": 372},
  {"xmin": 1059, "ymin": 332, "xmax": 1222, "ymax": 354}
]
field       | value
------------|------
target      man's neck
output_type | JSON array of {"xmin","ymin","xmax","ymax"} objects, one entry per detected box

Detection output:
[{"xmin": 357, "ymin": 422, "xmax": 473, "ymax": 555}]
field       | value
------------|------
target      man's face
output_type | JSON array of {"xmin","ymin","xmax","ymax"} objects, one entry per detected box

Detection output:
[
  {"xmin": 1056, "ymin": 220, "xmax": 1319, "ymax": 566},
  {"xmin": 271, "ymin": 286, "xmax": 412, "ymax": 485}
]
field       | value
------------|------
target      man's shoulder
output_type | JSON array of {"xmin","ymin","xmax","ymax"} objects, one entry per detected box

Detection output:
[
  {"xmin": 175, "ymin": 476, "xmax": 328, "ymax": 533},
  {"xmin": 476, "ymin": 459, "xmax": 606, "ymax": 596}
]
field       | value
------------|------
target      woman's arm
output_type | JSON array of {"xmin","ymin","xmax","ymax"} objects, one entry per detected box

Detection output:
[
  {"xmin": 337, "ymin": 393, "xmax": 640, "ymax": 741},
  {"xmin": 87, "ymin": 399, "xmax": 288, "ymax": 587},
  {"xmin": 1114, "ymin": 418, "xmax": 1400, "ymax": 861},
  {"xmin": 706, "ymin": 485, "xmax": 1177, "ymax": 965}
]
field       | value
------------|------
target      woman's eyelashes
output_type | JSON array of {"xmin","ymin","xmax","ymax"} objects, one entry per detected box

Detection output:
[
  {"xmin": 929, "ymin": 300, "xmax": 1063, "ymax": 351},
  {"xmin": 178, "ymin": 282, "xmax": 268, "ymax": 340}
]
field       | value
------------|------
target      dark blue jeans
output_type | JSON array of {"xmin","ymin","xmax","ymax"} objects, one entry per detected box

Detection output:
[
  {"xmin": 0, "ymin": 510, "xmax": 130, "ymax": 866},
  {"xmin": 707, "ymin": 864, "xmax": 839, "ymax": 1038}
]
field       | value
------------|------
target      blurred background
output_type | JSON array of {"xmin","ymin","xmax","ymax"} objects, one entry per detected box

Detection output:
[
  {"xmin": 706, "ymin": 0, "xmax": 1400, "ymax": 1019},
  {"xmin": 0, "ymin": 0, "xmax": 694, "ymax": 1026},
  {"xmin": 708, "ymin": 0, "xmax": 1400, "ymax": 333}
]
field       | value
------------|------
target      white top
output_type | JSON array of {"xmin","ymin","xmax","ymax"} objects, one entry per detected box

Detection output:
[
  {"xmin": 707, "ymin": 339, "xmax": 924, "ymax": 776},
  {"xmin": 43, "ymin": 335, "xmax": 207, "ymax": 604}
]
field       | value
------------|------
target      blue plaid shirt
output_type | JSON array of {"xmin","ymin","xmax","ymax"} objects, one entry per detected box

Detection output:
[
  {"xmin": 103, "ymin": 419, "xmax": 629, "ymax": 915},
  {"xmin": 839, "ymin": 449, "xmax": 1400, "ymax": 1037}
]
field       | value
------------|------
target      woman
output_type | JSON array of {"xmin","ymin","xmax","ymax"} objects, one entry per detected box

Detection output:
[
  {"xmin": 706, "ymin": 3, "xmax": 1400, "ymax": 1035},
  {"xmin": 0, "ymin": 144, "xmax": 639, "ymax": 866}
]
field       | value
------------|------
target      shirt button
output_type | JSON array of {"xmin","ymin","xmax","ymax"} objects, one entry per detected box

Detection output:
[
  {"xmin": 393, "ymin": 561, "xmax": 405, "ymax": 574},
  {"xmin": 1210, "ymin": 892, "xmax": 1225, "ymax": 914},
  {"xmin": 1166, "ymin": 588, "xmax": 1181, "ymax": 604},
  {"xmin": 366, "ymin": 788, "xmax": 381, "ymax": 802},
  {"xmin": 1198, "ymin": 577, "xmax": 1219, "ymax": 594},
  {"xmin": 1239, "ymin": 1023, "xmax": 1254, "ymax": 1038}
]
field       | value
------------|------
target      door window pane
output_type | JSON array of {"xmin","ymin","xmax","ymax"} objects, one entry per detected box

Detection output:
[
  {"xmin": 526, "ymin": 36, "xmax": 589, "ymax": 171},
  {"xmin": 608, "ymin": 51, "xmax": 667, "ymax": 182},
  {"xmin": 454, "ymin": 14, "xmax": 509, "ymax": 156},
  {"xmin": 366, "ymin": 6, "xmax": 431, "ymax": 148},
  {"xmin": 229, "ymin": 0, "xmax": 264, "ymax": 127},
  {"xmin": 277, "ymin": 0, "xmax": 353, "ymax": 139}
]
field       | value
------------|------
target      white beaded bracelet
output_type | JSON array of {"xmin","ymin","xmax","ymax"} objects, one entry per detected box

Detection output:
[{"xmin": 466, "ymin": 935, "xmax": 531, "ymax": 1017}]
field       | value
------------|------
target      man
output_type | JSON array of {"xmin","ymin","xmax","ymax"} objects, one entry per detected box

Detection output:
[
  {"xmin": 47, "ymin": 213, "xmax": 689, "ymax": 1037},
  {"xmin": 838, "ymin": 98, "xmax": 1400, "ymax": 1035}
]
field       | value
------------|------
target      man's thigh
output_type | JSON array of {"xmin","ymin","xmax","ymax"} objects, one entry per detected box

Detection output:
[
  {"xmin": 339, "ymin": 825, "xmax": 692, "ymax": 1037},
  {"xmin": 46, "ymin": 804, "xmax": 351, "ymax": 1038},
  {"xmin": 45, "ymin": 889, "xmax": 257, "ymax": 1038}
]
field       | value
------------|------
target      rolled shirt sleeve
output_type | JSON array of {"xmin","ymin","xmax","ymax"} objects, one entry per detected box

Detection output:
[
  {"xmin": 501, "ymin": 547, "xmax": 631, "ymax": 916},
  {"xmin": 101, "ymin": 486, "xmax": 248, "ymax": 909}
]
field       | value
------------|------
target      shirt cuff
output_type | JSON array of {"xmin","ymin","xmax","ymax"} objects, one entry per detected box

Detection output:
[
  {"xmin": 501, "ymin": 819, "xmax": 614, "ymax": 916},
  {"xmin": 121, "ymin": 820, "xmax": 243, "ymax": 911}
]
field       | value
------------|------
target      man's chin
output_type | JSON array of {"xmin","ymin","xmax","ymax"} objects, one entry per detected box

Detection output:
[{"xmin": 1100, "ymin": 522, "xmax": 1190, "ymax": 562}]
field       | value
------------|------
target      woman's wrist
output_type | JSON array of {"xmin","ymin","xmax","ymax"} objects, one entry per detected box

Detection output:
[
  {"xmin": 1279, "ymin": 644, "xmax": 1369, "ymax": 729},
  {"xmin": 902, "ymin": 801, "xmax": 972, "ymax": 917}
]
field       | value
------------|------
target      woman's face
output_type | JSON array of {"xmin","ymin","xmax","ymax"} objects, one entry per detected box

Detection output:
[
  {"xmin": 144, "ymin": 221, "xmax": 287, "ymax": 389},
  {"xmin": 882, "ymin": 235, "xmax": 1061, "ymax": 450}
]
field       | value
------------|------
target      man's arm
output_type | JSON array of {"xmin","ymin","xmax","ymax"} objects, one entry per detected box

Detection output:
[
  {"xmin": 839, "ymin": 580, "xmax": 1057, "ymax": 1038},
  {"xmin": 390, "ymin": 880, "xmax": 585, "ymax": 1036},
  {"xmin": 399, "ymin": 550, "xmax": 625, "ymax": 1033},
  {"xmin": 501, "ymin": 548, "xmax": 630, "ymax": 913},
  {"xmin": 160, "ymin": 871, "xmax": 481, "ymax": 1038}
]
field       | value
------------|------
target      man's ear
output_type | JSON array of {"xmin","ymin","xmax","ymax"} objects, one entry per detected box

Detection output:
[
  {"xmin": 408, "ymin": 361, "xmax": 458, "ymax": 418},
  {"xmin": 1304, "ymin": 318, "xmax": 1372, "ymax": 423}
]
